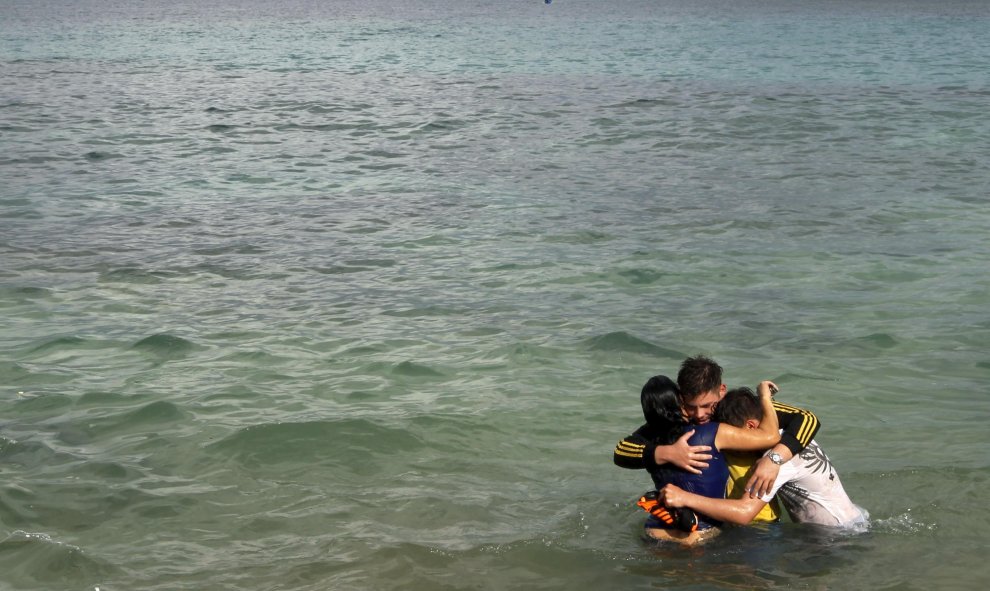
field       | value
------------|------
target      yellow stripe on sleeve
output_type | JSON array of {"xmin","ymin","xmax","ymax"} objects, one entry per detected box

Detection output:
[
  {"xmin": 796, "ymin": 411, "xmax": 818, "ymax": 445},
  {"xmin": 773, "ymin": 401, "xmax": 819, "ymax": 446},
  {"xmin": 615, "ymin": 439, "xmax": 645, "ymax": 458}
]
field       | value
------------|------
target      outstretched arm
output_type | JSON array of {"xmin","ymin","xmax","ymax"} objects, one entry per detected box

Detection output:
[{"xmin": 659, "ymin": 483, "xmax": 767, "ymax": 525}]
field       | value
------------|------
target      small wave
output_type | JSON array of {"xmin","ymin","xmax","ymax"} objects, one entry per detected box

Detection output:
[
  {"xmin": 192, "ymin": 243, "xmax": 267, "ymax": 256},
  {"xmin": 0, "ymin": 125, "xmax": 39, "ymax": 132},
  {"xmin": 391, "ymin": 360, "xmax": 445, "ymax": 377},
  {"xmin": 77, "ymin": 390, "xmax": 129, "ymax": 406},
  {"xmin": 98, "ymin": 267, "xmax": 168, "ymax": 284},
  {"xmin": 347, "ymin": 258, "xmax": 397, "ymax": 268},
  {"xmin": 0, "ymin": 149, "xmax": 73, "ymax": 164},
  {"xmin": 361, "ymin": 149, "xmax": 407, "ymax": 159},
  {"xmin": 124, "ymin": 400, "xmax": 186, "ymax": 424},
  {"xmin": 75, "ymin": 460, "xmax": 137, "ymax": 480},
  {"xmin": 0, "ymin": 360, "xmax": 72, "ymax": 386},
  {"xmin": 339, "ymin": 343, "xmax": 388, "ymax": 357},
  {"xmin": 771, "ymin": 371, "xmax": 836, "ymax": 384},
  {"xmin": 205, "ymin": 418, "xmax": 425, "ymax": 467},
  {"xmin": 312, "ymin": 264, "xmax": 374, "ymax": 274},
  {"xmin": 13, "ymin": 393, "xmax": 73, "ymax": 413},
  {"xmin": 27, "ymin": 335, "xmax": 88, "ymax": 354},
  {"xmin": 613, "ymin": 267, "xmax": 665, "ymax": 286},
  {"xmin": 214, "ymin": 350, "xmax": 290, "ymax": 366},
  {"xmin": 0, "ymin": 439, "xmax": 61, "ymax": 473},
  {"xmin": 541, "ymin": 230, "xmax": 614, "ymax": 244},
  {"xmin": 47, "ymin": 400, "xmax": 185, "ymax": 445},
  {"xmin": 82, "ymin": 151, "xmax": 122, "ymax": 161},
  {"xmin": 585, "ymin": 332, "xmax": 685, "ymax": 359},
  {"xmin": 383, "ymin": 234, "xmax": 460, "ymax": 248},
  {"xmin": 383, "ymin": 305, "xmax": 465, "ymax": 318},
  {"xmin": 0, "ymin": 530, "xmax": 117, "ymax": 586},
  {"xmin": 0, "ymin": 285, "xmax": 54, "ymax": 299},
  {"xmin": 850, "ymin": 332, "xmax": 899, "ymax": 350},
  {"xmin": 478, "ymin": 342, "xmax": 566, "ymax": 366},
  {"xmin": 606, "ymin": 97, "xmax": 679, "ymax": 109},
  {"xmin": 415, "ymin": 118, "xmax": 467, "ymax": 133},
  {"xmin": 226, "ymin": 173, "xmax": 277, "ymax": 184},
  {"xmin": 358, "ymin": 162, "xmax": 407, "ymax": 171},
  {"xmin": 132, "ymin": 333, "xmax": 197, "ymax": 359}
]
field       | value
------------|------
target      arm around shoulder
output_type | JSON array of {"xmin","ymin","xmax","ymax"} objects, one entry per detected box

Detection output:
[
  {"xmin": 773, "ymin": 400, "xmax": 820, "ymax": 455},
  {"xmin": 714, "ymin": 381, "xmax": 781, "ymax": 452}
]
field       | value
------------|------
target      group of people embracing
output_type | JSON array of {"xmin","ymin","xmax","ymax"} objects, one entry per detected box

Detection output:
[{"xmin": 613, "ymin": 355, "xmax": 868, "ymax": 545}]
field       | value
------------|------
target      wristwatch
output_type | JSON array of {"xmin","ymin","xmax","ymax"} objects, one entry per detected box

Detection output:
[{"xmin": 768, "ymin": 451, "xmax": 786, "ymax": 465}]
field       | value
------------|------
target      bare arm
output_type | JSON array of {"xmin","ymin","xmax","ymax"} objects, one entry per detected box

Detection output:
[
  {"xmin": 755, "ymin": 380, "xmax": 780, "ymax": 433},
  {"xmin": 714, "ymin": 381, "xmax": 781, "ymax": 451},
  {"xmin": 659, "ymin": 483, "xmax": 768, "ymax": 525}
]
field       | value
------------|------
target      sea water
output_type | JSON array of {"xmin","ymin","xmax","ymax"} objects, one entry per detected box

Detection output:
[{"xmin": 2, "ymin": 0, "xmax": 989, "ymax": 589}]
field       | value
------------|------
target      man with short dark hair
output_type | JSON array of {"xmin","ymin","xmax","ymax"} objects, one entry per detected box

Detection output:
[{"xmin": 658, "ymin": 387, "xmax": 868, "ymax": 529}]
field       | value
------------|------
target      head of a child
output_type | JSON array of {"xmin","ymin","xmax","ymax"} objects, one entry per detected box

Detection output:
[
  {"xmin": 713, "ymin": 387, "xmax": 764, "ymax": 429},
  {"xmin": 676, "ymin": 355, "xmax": 727, "ymax": 424}
]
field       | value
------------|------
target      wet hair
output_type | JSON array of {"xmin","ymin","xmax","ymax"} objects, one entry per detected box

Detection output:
[
  {"xmin": 713, "ymin": 387, "xmax": 764, "ymax": 428},
  {"xmin": 640, "ymin": 375, "xmax": 688, "ymax": 445},
  {"xmin": 677, "ymin": 355, "xmax": 723, "ymax": 400}
]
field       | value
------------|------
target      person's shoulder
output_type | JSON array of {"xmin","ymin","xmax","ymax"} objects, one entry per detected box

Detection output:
[{"xmin": 699, "ymin": 421, "xmax": 720, "ymax": 433}]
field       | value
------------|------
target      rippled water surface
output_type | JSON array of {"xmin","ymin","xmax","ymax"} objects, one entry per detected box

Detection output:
[{"xmin": 2, "ymin": 0, "xmax": 989, "ymax": 589}]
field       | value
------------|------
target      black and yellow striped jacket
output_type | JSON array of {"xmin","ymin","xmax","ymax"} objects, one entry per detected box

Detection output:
[{"xmin": 613, "ymin": 401, "xmax": 819, "ymax": 470}]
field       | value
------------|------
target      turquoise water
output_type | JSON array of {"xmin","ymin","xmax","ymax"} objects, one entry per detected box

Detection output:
[{"xmin": 2, "ymin": 0, "xmax": 989, "ymax": 589}]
